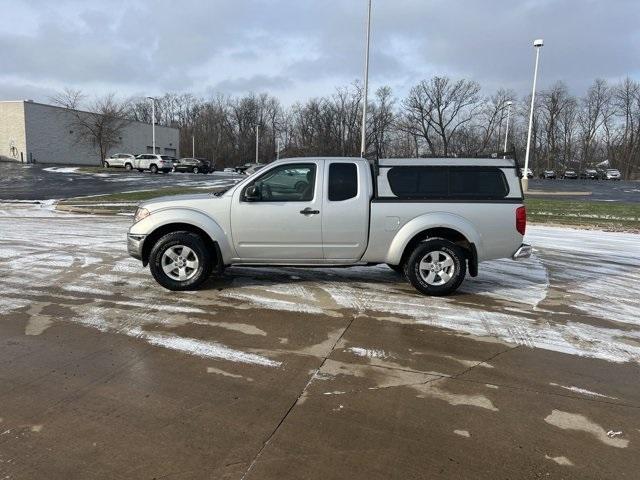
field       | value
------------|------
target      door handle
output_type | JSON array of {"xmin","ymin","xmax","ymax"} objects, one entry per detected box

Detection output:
[{"xmin": 300, "ymin": 208, "xmax": 320, "ymax": 215}]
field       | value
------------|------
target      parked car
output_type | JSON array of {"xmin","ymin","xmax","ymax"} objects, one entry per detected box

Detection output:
[
  {"xmin": 235, "ymin": 162, "xmax": 260, "ymax": 174},
  {"xmin": 562, "ymin": 169, "xmax": 578, "ymax": 179},
  {"xmin": 127, "ymin": 156, "xmax": 530, "ymax": 296},
  {"xmin": 172, "ymin": 158, "xmax": 211, "ymax": 174},
  {"xmin": 603, "ymin": 168, "xmax": 621, "ymax": 180},
  {"xmin": 103, "ymin": 153, "xmax": 136, "ymax": 169},
  {"xmin": 223, "ymin": 167, "xmax": 236, "ymax": 173},
  {"xmin": 522, "ymin": 168, "xmax": 533, "ymax": 179},
  {"xmin": 580, "ymin": 169, "xmax": 599, "ymax": 180},
  {"xmin": 540, "ymin": 170, "xmax": 556, "ymax": 179},
  {"xmin": 133, "ymin": 154, "xmax": 173, "ymax": 174},
  {"xmin": 243, "ymin": 164, "xmax": 265, "ymax": 176}
]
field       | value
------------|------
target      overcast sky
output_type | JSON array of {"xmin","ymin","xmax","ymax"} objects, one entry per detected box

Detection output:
[{"xmin": 1, "ymin": 0, "xmax": 639, "ymax": 105}]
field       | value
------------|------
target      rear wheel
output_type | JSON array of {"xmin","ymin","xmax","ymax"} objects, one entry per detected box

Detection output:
[
  {"xmin": 103, "ymin": 161, "xmax": 110, "ymax": 168},
  {"xmin": 193, "ymin": 166, "xmax": 200, "ymax": 174},
  {"xmin": 149, "ymin": 231, "xmax": 213, "ymax": 291},
  {"xmin": 404, "ymin": 238, "xmax": 466, "ymax": 296},
  {"xmin": 125, "ymin": 163, "xmax": 132, "ymax": 170},
  {"xmin": 150, "ymin": 164, "xmax": 158, "ymax": 174}
]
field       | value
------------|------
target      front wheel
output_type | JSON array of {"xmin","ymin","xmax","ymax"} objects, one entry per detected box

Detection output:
[
  {"xmin": 149, "ymin": 231, "xmax": 213, "ymax": 290},
  {"xmin": 404, "ymin": 238, "xmax": 466, "ymax": 296},
  {"xmin": 125, "ymin": 163, "xmax": 132, "ymax": 171},
  {"xmin": 193, "ymin": 166, "xmax": 200, "ymax": 174},
  {"xmin": 150, "ymin": 164, "xmax": 158, "ymax": 174},
  {"xmin": 103, "ymin": 161, "xmax": 110, "ymax": 168}
]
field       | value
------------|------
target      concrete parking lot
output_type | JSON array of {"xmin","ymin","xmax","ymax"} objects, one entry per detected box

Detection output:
[{"xmin": 1, "ymin": 202, "xmax": 639, "ymax": 479}]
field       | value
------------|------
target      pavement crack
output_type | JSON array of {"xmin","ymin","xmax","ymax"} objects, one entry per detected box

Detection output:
[
  {"xmin": 452, "ymin": 344, "xmax": 522, "ymax": 379},
  {"xmin": 239, "ymin": 313, "xmax": 358, "ymax": 480}
]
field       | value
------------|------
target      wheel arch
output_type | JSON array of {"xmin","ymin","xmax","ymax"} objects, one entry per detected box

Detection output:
[
  {"xmin": 136, "ymin": 211, "xmax": 233, "ymax": 268},
  {"xmin": 385, "ymin": 213, "xmax": 482, "ymax": 274}
]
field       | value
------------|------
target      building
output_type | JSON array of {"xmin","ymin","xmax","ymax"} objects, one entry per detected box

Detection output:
[{"xmin": 0, "ymin": 100, "xmax": 179, "ymax": 165}]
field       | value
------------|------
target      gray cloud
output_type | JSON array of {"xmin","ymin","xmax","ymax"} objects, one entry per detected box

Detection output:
[{"xmin": 0, "ymin": 0, "xmax": 638, "ymax": 104}]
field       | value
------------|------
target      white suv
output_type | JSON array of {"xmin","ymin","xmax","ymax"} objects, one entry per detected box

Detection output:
[
  {"xmin": 103, "ymin": 153, "xmax": 136, "ymax": 169},
  {"xmin": 133, "ymin": 154, "xmax": 174, "ymax": 174}
]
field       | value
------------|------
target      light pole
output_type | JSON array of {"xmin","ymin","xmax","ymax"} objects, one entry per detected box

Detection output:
[
  {"xmin": 146, "ymin": 97, "xmax": 156, "ymax": 154},
  {"xmin": 276, "ymin": 137, "xmax": 280, "ymax": 161},
  {"xmin": 192, "ymin": 135, "xmax": 195, "ymax": 157},
  {"xmin": 255, "ymin": 125, "xmax": 259, "ymax": 164},
  {"xmin": 523, "ymin": 39, "xmax": 544, "ymax": 191},
  {"xmin": 360, "ymin": 0, "xmax": 372, "ymax": 158},
  {"xmin": 503, "ymin": 101, "xmax": 513, "ymax": 157}
]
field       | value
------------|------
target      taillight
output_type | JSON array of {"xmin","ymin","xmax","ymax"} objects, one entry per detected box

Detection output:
[{"xmin": 516, "ymin": 206, "xmax": 526, "ymax": 235}]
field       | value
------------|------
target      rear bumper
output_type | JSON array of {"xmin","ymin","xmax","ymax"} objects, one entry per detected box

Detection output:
[
  {"xmin": 127, "ymin": 233, "xmax": 146, "ymax": 260},
  {"xmin": 512, "ymin": 243, "xmax": 532, "ymax": 260}
]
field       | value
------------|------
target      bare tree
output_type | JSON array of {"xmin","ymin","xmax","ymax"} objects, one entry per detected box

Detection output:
[
  {"xmin": 578, "ymin": 79, "xmax": 614, "ymax": 168},
  {"xmin": 369, "ymin": 86, "xmax": 395, "ymax": 159},
  {"xmin": 51, "ymin": 88, "xmax": 131, "ymax": 165},
  {"xmin": 402, "ymin": 76, "xmax": 481, "ymax": 155}
]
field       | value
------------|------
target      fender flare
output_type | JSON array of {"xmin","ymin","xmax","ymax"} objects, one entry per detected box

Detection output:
[
  {"xmin": 385, "ymin": 212, "xmax": 483, "ymax": 265},
  {"xmin": 131, "ymin": 208, "xmax": 235, "ymax": 264}
]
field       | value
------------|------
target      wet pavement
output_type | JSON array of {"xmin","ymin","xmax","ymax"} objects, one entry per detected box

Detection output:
[
  {"xmin": 0, "ymin": 161, "xmax": 243, "ymax": 200},
  {"xmin": 1, "ymin": 203, "xmax": 639, "ymax": 479}
]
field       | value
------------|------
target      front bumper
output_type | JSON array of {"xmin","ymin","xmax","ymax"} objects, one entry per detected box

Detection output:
[
  {"xmin": 512, "ymin": 243, "xmax": 532, "ymax": 260},
  {"xmin": 127, "ymin": 233, "xmax": 146, "ymax": 260}
]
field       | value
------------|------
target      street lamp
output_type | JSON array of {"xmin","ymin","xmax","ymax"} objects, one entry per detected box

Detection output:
[
  {"xmin": 360, "ymin": 0, "xmax": 372, "ymax": 158},
  {"xmin": 523, "ymin": 38, "xmax": 544, "ymax": 191},
  {"xmin": 503, "ymin": 101, "xmax": 513, "ymax": 157},
  {"xmin": 146, "ymin": 96, "xmax": 156, "ymax": 154}
]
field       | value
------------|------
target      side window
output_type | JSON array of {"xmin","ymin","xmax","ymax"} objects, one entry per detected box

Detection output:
[
  {"xmin": 246, "ymin": 163, "xmax": 316, "ymax": 202},
  {"xmin": 328, "ymin": 163, "xmax": 358, "ymax": 201},
  {"xmin": 387, "ymin": 167, "xmax": 448, "ymax": 198},
  {"xmin": 386, "ymin": 166, "xmax": 509, "ymax": 199},
  {"xmin": 449, "ymin": 168, "xmax": 508, "ymax": 198}
]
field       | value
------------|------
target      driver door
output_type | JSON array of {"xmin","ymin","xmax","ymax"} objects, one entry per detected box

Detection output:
[{"xmin": 230, "ymin": 161, "xmax": 324, "ymax": 261}]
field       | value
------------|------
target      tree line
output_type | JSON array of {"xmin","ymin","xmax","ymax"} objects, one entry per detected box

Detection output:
[{"xmin": 55, "ymin": 76, "xmax": 640, "ymax": 178}]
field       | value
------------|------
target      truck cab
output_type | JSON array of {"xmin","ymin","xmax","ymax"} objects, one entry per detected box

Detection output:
[{"xmin": 128, "ymin": 157, "xmax": 529, "ymax": 295}]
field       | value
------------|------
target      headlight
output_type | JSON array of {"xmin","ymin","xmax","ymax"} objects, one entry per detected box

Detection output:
[{"xmin": 133, "ymin": 207, "xmax": 150, "ymax": 223}]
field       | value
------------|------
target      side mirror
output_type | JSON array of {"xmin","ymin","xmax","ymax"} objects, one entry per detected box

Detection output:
[{"xmin": 244, "ymin": 185, "xmax": 260, "ymax": 201}]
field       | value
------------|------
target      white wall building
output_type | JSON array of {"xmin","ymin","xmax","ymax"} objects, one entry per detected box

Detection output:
[{"xmin": 0, "ymin": 100, "xmax": 180, "ymax": 165}]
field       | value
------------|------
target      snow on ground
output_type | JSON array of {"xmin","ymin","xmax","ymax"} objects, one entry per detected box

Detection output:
[
  {"xmin": 42, "ymin": 167, "xmax": 79, "ymax": 174},
  {"xmin": 1, "ymin": 202, "xmax": 639, "ymax": 364}
]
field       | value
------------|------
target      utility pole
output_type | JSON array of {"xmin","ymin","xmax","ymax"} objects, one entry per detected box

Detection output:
[
  {"xmin": 360, "ymin": 0, "xmax": 372, "ymax": 158},
  {"xmin": 503, "ymin": 101, "xmax": 512, "ymax": 158},
  {"xmin": 255, "ymin": 125, "xmax": 259, "ymax": 164},
  {"xmin": 192, "ymin": 135, "xmax": 195, "ymax": 158},
  {"xmin": 147, "ymin": 96, "xmax": 156, "ymax": 154},
  {"xmin": 276, "ymin": 137, "xmax": 280, "ymax": 161},
  {"xmin": 523, "ymin": 39, "xmax": 544, "ymax": 191}
]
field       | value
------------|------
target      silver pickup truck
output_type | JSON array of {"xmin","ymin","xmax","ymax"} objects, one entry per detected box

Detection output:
[{"xmin": 127, "ymin": 157, "xmax": 530, "ymax": 295}]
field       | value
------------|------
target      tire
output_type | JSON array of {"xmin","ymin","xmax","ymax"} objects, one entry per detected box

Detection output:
[
  {"xmin": 125, "ymin": 163, "xmax": 132, "ymax": 171},
  {"xmin": 103, "ymin": 161, "xmax": 110, "ymax": 168},
  {"xmin": 386, "ymin": 263, "xmax": 404, "ymax": 274},
  {"xmin": 150, "ymin": 164, "xmax": 158, "ymax": 174},
  {"xmin": 404, "ymin": 238, "xmax": 466, "ymax": 296},
  {"xmin": 149, "ymin": 231, "xmax": 213, "ymax": 291},
  {"xmin": 193, "ymin": 166, "xmax": 200, "ymax": 174}
]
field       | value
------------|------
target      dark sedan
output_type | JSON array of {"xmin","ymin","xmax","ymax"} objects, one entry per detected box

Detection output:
[
  {"xmin": 580, "ymin": 169, "xmax": 599, "ymax": 180},
  {"xmin": 540, "ymin": 170, "xmax": 556, "ymax": 179},
  {"xmin": 172, "ymin": 158, "xmax": 212, "ymax": 174}
]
